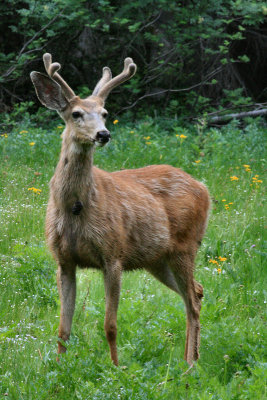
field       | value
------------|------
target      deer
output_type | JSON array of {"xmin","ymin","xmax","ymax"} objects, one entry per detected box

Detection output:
[{"xmin": 30, "ymin": 53, "xmax": 210, "ymax": 367}]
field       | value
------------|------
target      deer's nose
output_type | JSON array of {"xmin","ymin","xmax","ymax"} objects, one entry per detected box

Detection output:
[{"xmin": 96, "ymin": 130, "xmax": 111, "ymax": 143}]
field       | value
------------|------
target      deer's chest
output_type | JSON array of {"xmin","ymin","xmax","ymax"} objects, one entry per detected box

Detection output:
[{"xmin": 46, "ymin": 206, "xmax": 105, "ymax": 269}]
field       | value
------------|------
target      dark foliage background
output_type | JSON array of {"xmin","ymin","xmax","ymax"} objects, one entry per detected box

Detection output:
[{"xmin": 0, "ymin": 0, "xmax": 266, "ymax": 119}]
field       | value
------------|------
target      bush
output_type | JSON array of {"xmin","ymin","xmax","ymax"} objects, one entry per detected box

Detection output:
[{"xmin": 1, "ymin": 0, "xmax": 266, "ymax": 119}]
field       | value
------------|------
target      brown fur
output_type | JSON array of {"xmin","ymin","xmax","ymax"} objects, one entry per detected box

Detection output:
[{"xmin": 31, "ymin": 54, "xmax": 210, "ymax": 366}]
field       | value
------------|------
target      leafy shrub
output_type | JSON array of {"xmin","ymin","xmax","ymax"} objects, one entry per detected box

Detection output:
[{"xmin": 0, "ymin": 0, "xmax": 266, "ymax": 119}]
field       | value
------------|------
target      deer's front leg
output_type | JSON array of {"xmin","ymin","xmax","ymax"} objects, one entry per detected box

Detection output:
[
  {"xmin": 103, "ymin": 261, "xmax": 122, "ymax": 366},
  {"xmin": 57, "ymin": 264, "xmax": 76, "ymax": 354}
]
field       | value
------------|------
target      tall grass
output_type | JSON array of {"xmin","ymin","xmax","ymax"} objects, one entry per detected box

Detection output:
[{"xmin": 0, "ymin": 116, "xmax": 266, "ymax": 399}]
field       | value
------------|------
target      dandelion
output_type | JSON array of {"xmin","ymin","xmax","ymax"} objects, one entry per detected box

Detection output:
[
  {"xmin": 19, "ymin": 130, "xmax": 28, "ymax": 134},
  {"xmin": 146, "ymin": 141, "xmax": 152, "ymax": 145},
  {"xmin": 113, "ymin": 119, "xmax": 119, "ymax": 125},
  {"xmin": 217, "ymin": 268, "xmax": 222, "ymax": 274},
  {"xmin": 195, "ymin": 160, "xmax": 201, "ymax": 164},
  {"xmin": 143, "ymin": 136, "xmax": 151, "ymax": 140},
  {"xmin": 252, "ymin": 175, "xmax": 263, "ymax": 189},
  {"xmin": 252, "ymin": 175, "xmax": 262, "ymax": 184},
  {"xmin": 176, "ymin": 134, "xmax": 187, "ymax": 139},
  {"xmin": 243, "ymin": 164, "xmax": 250, "ymax": 168},
  {"xmin": 57, "ymin": 125, "xmax": 63, "ymax": 129},
  {"xmin": 224, "ymin": 201, "xmax": 233, "ymax": 210},
  {"xmin": 209, "ymin": 259, "xmax": 219, "ymax": 265},
  {"xmin": 218, "ymin": 256, "xmax": 227, "ymax": 262},
  {"xmin": 29, "ymin": 142, "xmax": 35, "ymax": 146},
  {"xmin": 230, "ymin": 176, "xmax": 239, "ymax": 181},
  {"xmin": 1, "ymin": 133, "xmax": 8, "ymax": 138},
  {"xmin": 28, "ymin": 187, "xmax": 42, "ymax": 194},
  {"xmin": 130, "ymin": 130, "xmax": 134, "ymax": 134}
]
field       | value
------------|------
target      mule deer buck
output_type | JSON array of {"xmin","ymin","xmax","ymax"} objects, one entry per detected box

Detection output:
[{"xmin": 30, "ymin": 53, "xmax": 210, "ymax": 367}]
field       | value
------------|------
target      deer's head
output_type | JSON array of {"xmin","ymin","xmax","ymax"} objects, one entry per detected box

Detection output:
[{"xmin": 31, "ymin": 54, "xmax": 136, "ymax": 147}]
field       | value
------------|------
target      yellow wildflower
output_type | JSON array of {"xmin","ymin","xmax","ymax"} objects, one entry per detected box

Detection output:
[
  {"xmin": 146, "ymin": 141, "xmax": 152, "ymax": 145},
  {"xmin": 176, "ymin": 134, "xmax": 187, "ymax": 139},
  {"xmin": 218, "ymin": 256, "xmax": 227, "ymax": 262},
  {"xmin": 57, "ymin": 125, "xmax": 64, "ymax": 129},
  {"xmin": 222, "ymin": 199, "xmax": 226, "ymax": 202},
  {"xmin": 29, "ymin": 142, "xmax": 35, "ymax": 146},
  {"xmin": 113, "ymin": 119, "xmax": 119, "ymax": 124},
  {"xmin": 252, "ymin": 175, "xmax": 262, "ymax": 184},
  {"xmin": 229, "ymin": 202, "xmax": 233, "ymax": 205},
  {"xmin": 217, "ymin": 268, "xmax": 222, "ymax": 274},
  {"xmin": 19, "ymin": 130, "xmax": 28, "ymax": 134},
  {"xmin": 1, "ymin": 133, "xmax": 8, "ymax": 138},
  {"xmin": 230, "ymin": 176, "xmax": 239, "ymax": 181},
  {"xmin": 195, "ymin": 160, "xmax": 201, "ymax": 164},
  {"xmin": 28, "ymin": 187, "xmax": 42, "ymax": 194},
  {"xmin": 209, "ymin": 259, "xmax": 219, "ymax": 265},
  {"xmin": 143, "ymin": 136, "xmax": 151, "ymax": 140},
  {"xmin": 130, "ymin": 130, "xmax": 134, "ymax": 134},
  {"xmin": 243, "ymin": 164, "xmax": 250, "ymax": 168}
]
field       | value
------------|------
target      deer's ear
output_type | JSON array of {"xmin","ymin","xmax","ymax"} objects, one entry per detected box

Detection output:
[{"xmin": 30, "ymin": 71, "xmax": 69, "ymax": 111}]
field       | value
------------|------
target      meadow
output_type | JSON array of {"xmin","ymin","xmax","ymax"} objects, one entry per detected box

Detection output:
[{"xmin": 0, "ymin": 113, "xmax": 266, "ymax": 399}]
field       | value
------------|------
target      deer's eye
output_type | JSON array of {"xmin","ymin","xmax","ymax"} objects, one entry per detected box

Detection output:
[
  {"xmin": 102, "ymin": 111, "xmax": 108, "ymax": 119},
  {"xmin": 72, "ymin": 111, "xmax": 82, "ymax": 119}
]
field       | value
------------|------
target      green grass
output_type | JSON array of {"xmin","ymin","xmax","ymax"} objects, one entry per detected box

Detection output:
[{"xmin": 0, "ymin": 116, "xmax": 266, "ymax": 399}]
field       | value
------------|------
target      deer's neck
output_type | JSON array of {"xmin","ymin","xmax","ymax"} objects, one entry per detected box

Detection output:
[{"xmin": 51, "ymin": 133, "xmax": 96, "ymax": 210}]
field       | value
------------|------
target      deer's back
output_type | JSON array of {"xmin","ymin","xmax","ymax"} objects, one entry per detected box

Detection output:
[{"xmin": 110, "ymin": 164, "xmax": 210, "ymax": 242}]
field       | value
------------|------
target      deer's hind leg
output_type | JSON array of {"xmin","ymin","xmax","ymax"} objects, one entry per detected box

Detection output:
[{"xmin": 169, "ymin": 252, "xmax": 203, "ymax": 366}]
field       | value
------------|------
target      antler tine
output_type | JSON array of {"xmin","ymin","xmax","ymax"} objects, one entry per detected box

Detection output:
[
  {"xmin": 43, "ymin": 53, "xmax": 76, "ymax": 101},
  {"xmin": 92, "ymin": 66, "xmax": 112, "ymax": 97},
  {"xmin": 96, "ymin": 57, "xmax": 137, "ymax": 101}
]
